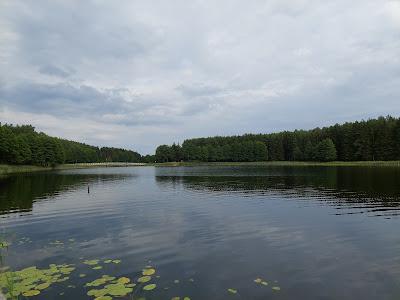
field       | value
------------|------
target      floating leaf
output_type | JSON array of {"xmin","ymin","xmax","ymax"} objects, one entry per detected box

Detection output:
[
  {"xmin": 184, "ymin": 297, "xmax": 191, "ymax": 300},
  {"xmin": 0, "ymin": 263, "xmax": 76, "ymax": 297},
  {"xmin": 104, "ymin": 283, "xmax": 133, "ymax": 296},
  {"xmin": 86, "ymin": 275, "xmax": 116, "ymax": 287},
  {"xmin": 22, "ymin": 290, "xmax": 40, "ymax": 297},
  {"xmin": 104, "ymin": 260, "xmax": 112, "ymax": 264},
  {"xmin": 92, "ymin": 266, "xmax": 103, "ymax": 270},
  {"xmin": 228, "ymin": 288, "xmax": 237, "ymax": 294},
  {"xmin": 138, "ymin": 276, "xmax": 151, "ymax": 283},
  {"xmin": 83, "ymin": 260, "xmax": 100, "ymax": 266},
  {"xmin": 261, "ymin": 281, "xmax": 268, "ymax": 286},
  {"xmin": 143, "ymin": 283, "xmax": 156, "ymax": 291},
  {"xmin": 171, "ymin": 297, "xmax": 180, "ymax": 300},
  {"xmin": 35, "ymin": 282, "xmax": 50, "ymax": 290},
  {"xmin": 254, "ymin": 278, "xmax": 262, "ymax": 283},
  {"xmin": 117, "ymin": 277, "xmax": 130, "ymax": 284},
  {"xmin": 94, "ymin": 296, "xmax": 112, "ymax": 300},
  {"xmin": 142, "ymin": 268, "xmax": 155, "ymax": 276},
  {"xmin": 112, "ymin": 260, "xmax": 121, "ymax": 264},
  {"xmin": 272, "ymin": 286, "xmax": 281, "ymax": 291},
  {"xmin": 80, "ymin": 274, "xmax": 87, "ymax": 278},
  {"xmin": 174, "ymin": 280, "xmax": 179, "ymax": 284}
]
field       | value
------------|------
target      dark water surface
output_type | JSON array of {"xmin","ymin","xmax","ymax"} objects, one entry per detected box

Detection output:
[{"xmin": 1, "ymin": 166, "xmax": 400, "ymax": 299}]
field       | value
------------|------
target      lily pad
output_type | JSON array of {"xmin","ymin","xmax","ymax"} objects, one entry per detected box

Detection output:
[
  {"xmin": 22, "ymin": 289, "xmax": 41, "ymax": 297},
  {"xmin": 138, "ymin": 276, "xmax": 151, "ymax": 283},
  {"xmin": 117, "ymin": 277, "xmax": 130, "ymax": 284},
  {"xmin": 142, "ymin": 268, "xmax": 155, "ymax": 276},
  {"xmin": 94, "ymin": 296, "xmax": 112, "ymax": 300},
  {"xmin": 83, "ymin": 260, "xmax": 100, "ymax": 266},
  {"xmin": 228, "ymin": 288, "xmax": 237, "ymax": 294},
  {"xmin": 143, "ymin": 283, "xmax": 156, "ymax": 291},
  {"xmin": 35, "ymin": 282, "xmax": 50, "ymax": 290},
  {"xmin": 0, "ymin": 263, "xmax": 76, "ymax": 297},
  {"xmin": 272, "ymin": 286, "xmax": 281, "ymax": 291}
]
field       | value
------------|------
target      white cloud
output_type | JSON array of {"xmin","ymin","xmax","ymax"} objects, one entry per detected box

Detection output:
[{"xmin": 0, "ymin": 0, "xmax": 399, "ymax": 154}]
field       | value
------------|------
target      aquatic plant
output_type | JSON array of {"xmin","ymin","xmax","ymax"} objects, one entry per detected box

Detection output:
[
  {"xmin": 227, "ymin": 288, "xmax": 238, "ymax": 294},
  {"xmin": 0, "ymin": 263, "xmax": 75, "ymax": 298},
  {"xmin": 142, "ymin": 283, "xmax": 156, "ymax": 291},
  {"xmin": 86, "ymin": 275, "xmax": 135, "ymax": 298}
]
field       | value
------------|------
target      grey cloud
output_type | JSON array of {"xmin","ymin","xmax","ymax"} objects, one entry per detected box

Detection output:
[
  {"xmin": 0, "ymin": 0, "xmax": 399, "ymax": 153},
  {"xmin": 0, "ymin": 82, "xmax": 179, "ymax": 126},
  {"xmin": 39, "ymin": 65, "xmax": 71, "ymax": 78}
]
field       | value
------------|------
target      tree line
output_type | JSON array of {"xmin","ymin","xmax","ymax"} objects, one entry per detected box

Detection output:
[
  {"xmin": 0, "ymin": 123, "xmax": 142, "ymax": 166},
  {"xmin": 155, "ymin": 116, "xmax": 400, "ymax": 162}
]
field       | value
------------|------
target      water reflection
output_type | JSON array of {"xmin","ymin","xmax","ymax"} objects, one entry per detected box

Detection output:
[
  {"xmin": 0, "ymin": 171, "xmax": 130, "ymax": 215},
  {"xmin": 1, "ymin": 166, "xmax": 400, "ymax": 300},
  {"xmin": 155, "ymin": 166, "xmax": 400, "ymax": 217}
]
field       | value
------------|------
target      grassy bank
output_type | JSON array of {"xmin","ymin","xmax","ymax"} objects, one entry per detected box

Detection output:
[
  {"xmin": 0, "ymin": 162, "xmax": 146, "ymax": 175},
  {"xmin": 0, "ymin": 164, "xmax": 53, "ymax": 175},
  {"xmin": 149, "ymin": 161, "xmax": 400, "ymax": 167}
]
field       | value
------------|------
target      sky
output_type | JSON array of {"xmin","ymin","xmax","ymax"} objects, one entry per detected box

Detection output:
[{"xmin": 0, "ymin": 0, "xmax": 399, "ymax": 154}]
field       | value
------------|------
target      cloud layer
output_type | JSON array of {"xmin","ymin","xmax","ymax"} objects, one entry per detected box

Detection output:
[{"xmin": 1, "ymin": 0, "xmax": 399, "ymax": 153}]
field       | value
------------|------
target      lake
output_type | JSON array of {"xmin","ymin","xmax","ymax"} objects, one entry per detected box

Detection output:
[{"xmin": 1, "ymin": 165, "xmax": 400, "ymax": 299}]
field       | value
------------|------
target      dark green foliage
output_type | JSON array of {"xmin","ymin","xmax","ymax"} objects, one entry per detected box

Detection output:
[
  {"xmin": 0, "ymin": 123, "xmax": 142, "ymax": 166},
  {"xmin": 154, "ymin": 116, "xmax": 400, "ymax": 162},
  {"xmin": 315, "ymin": 139, "xmax": 337, "ymax": 162}
]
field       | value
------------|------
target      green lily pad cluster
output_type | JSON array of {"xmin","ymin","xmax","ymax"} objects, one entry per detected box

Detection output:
[
  {"xmin": 86, "ymin": 275, "xmax": 135, "ymax": 299},
  {"xmin": 0, "ymin": 263, "xmax": 75, "ymax": 298},
  {"xmin": 254, "ymin": 277, "xmax": 281, "ymax": 291},
  {"xmin": 82, "ymin": 258, "xmax": 121, "ymax": 271},
  {"xmin": 83, "ymin": 259, "xmax": 100, "ymax": 266},
  {"xmin": 140, "ymin": 267, "xmax": 158, "ymax": 291},
  {"xmin": 171, "ymin": 296, "xmax": 191, "ymax": 300},
  {"xmin": 254, "ymin": 278, "xmax": 268, "ymax": 286}
]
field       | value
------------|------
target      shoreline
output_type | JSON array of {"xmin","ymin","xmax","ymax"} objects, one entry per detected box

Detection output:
[
  {"xmin": 1, "ymin": 160, "xmax": 400, "ymax": 175},
  {"xmin": 148, "ymin": 161, "xmax": 400, "ymax": 167},
  {"xmin": 0, "ymin": 162, "xmax": 146, "ymax": 175}
]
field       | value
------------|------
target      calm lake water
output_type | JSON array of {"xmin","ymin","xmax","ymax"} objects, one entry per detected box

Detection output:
[{"xmin": 1, "ymin": 165, "xmax": 400, "ymax": 299}]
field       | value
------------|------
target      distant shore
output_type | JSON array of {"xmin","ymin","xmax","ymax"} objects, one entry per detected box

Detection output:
[
  {"xmin": 0, "ymin": 162, "xmax": 146, "ymax": 175},
  {"xmin": 1, "ymin": 161, "xmax": 400, "ymax": 175},
  {"xmin": 148, "ymin": 161, "xmax": 400, "ymax": 167}
]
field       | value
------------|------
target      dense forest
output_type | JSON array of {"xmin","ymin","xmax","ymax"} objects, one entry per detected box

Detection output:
[
  {"xmin": 0, "ymin": 124, "xmax": 142, "ymax": 166},
  {"xmin": 2, "ymin": 116, "xmax": 400, "ymax": 166},
  {"xmin": 155, "ymin": 116, "xmax": 400, "ymax": 162}
]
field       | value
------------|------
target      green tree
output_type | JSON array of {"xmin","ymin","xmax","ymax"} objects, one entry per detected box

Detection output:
[{"xmin": 315, "ymin": 138, "xmax": 337, "ymax": 162}]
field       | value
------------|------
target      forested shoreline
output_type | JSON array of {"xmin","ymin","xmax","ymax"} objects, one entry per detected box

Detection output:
[
  {"xmin": 155, "ymin": 116, "xmax": 400, "ymax": 163},
  {"xmin": 1, "ymin": 116, "xmax": 400, "ymax": 166},
  {"xmin": 0, "ymin": 124, "xmax": 141, "ymax": 166}
]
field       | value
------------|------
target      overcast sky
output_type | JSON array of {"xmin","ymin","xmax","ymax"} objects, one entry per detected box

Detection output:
[{"xmin": 0, "ymin": 0, "xmax": 399, "ymax": 154}]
